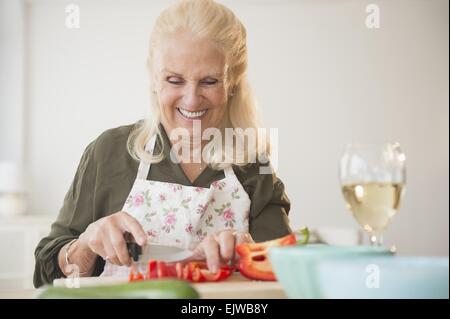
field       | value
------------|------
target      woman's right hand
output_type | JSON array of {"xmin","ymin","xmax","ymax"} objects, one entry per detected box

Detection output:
[{"xmin": 78, "ymin": 211, "xmax": 147, "ymax": 266}]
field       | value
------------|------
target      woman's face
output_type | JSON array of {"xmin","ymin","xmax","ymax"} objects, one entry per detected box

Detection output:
[{"xmin": 153, "ymin": 32, "xmax": 229, "ymax": 138}]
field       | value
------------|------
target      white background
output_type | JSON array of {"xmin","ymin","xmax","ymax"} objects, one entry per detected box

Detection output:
[{"xmin": 1, "ymin": 0, "xmax": 448, "ymax": 256}]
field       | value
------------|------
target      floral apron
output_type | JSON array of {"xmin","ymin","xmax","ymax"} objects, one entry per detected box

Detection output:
[{"xmin": 102, "ymin": 134, "xmax": 251, "ymax": 276}]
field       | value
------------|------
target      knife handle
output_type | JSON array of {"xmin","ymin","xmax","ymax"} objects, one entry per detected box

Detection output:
[{"xmin": 127, "ymin": 242, "xmax": 142, "ymax": 262}]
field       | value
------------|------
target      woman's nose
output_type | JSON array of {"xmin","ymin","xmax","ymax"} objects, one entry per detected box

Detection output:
[{"xmin": 182, "ymin": 83, "xmax": 202, "ymax": 109}]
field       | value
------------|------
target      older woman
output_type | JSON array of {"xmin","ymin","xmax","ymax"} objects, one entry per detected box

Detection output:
[{"xmin": 34, "ymin": 0, "xmax": 291, "ymax": 287}]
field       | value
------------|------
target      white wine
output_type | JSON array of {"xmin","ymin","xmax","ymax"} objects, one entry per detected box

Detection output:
[{"xmin": 342, "ymin": 183, "xmax": 405, "ymax": 235}]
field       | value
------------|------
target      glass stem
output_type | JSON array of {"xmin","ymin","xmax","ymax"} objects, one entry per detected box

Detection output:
[{"xmin": 369, "ymin": 234, "xmax": 383, "ymax": 246}]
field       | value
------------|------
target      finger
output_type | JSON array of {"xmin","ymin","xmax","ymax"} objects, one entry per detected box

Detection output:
[
  {"xmin": 90, "ymin": 244, "xmax": 106, "ymax": 260},
  {"xmin": 102, "ymin": 229, "xmax": 121, "ymax": 265},
  {"xmin": 109, "ymin": 228, "xmax": 131, "ymax": 266},
  {"xmin": 203, "ymin": 236, "xmax": 220, "ymax": 273},
  {"xmin": 217, "ymin": 230, "xmax": 235, "ymax": 262},
  {"xmin": 119, "ymin": 212, "xmax": 147, "ymax": 246},
  {"xmin": 235, "ymin": 232, "xmax": 254, "ymax": 245},
  {"xmin": 185, "ymin": 242, "xmax": 206, "ymax": 262}
]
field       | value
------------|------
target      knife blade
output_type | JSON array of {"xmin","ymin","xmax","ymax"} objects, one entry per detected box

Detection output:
[{"xmin": 127, "ymin": 242, "xmax": 194, "ymax": 264}]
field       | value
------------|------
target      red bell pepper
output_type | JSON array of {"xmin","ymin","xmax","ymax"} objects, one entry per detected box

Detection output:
[
  {"xmin": 129, "ymin": 228, "xmax": 310, "ymax": 283},
  {"xmin": 235, "ymin": 232, "xmax": 299, "ymax": 281},
  {"xmin": 200, "ymin": 265, "xmax": 234, "ymax": 282},
  {"xmin": 146, "ymin": 260, "xmax": 157, "ymax": 279},
  {"xmin": 184, "ymin": 262, "xmax": 234, "ymax": 283},
  {"xmin": 128, "ymin": 270, "xmax": 144, "ymax": 282},
  {"xmin": 129, "ymin": 260, "xmax": 233, "ymax": 283}
]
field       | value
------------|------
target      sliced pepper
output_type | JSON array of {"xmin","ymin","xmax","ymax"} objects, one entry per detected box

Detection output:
[
  {"xmin": 146, "ymin": 260, "xmax": 158, "ymax": 279},
  {"xmin": 129, "ymin": 260, "xmax": 233, "ymax": 283},
  {"xmin": 200, "ymin": 265, "xmax": 234, "ymax": 282},
  {"xmin": 184, "ymin": 262, "xmax": 234, "ymax": 283},
  {"xmin": 163, "ymin": 262, "xmax": 179, "ymax": 278},
  {"xmin": 235, "ymin": 232, "xmax": 299, "ymax": 281},
  {"xmin": 129, "ymin": 270, "xmax": 144, "ymax": 282}
]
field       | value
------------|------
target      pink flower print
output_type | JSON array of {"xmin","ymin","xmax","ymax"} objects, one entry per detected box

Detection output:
[
  {"xmin": 215, "ymin": 202, "xmax": 235, "ymax": 227},
  {"xmin": 125, "ymin": 191, "xmax": 151, "ymax": 208},
  {"xmin": 185, "ymin": 223, "xmax": 193, "ymax": 233},
  {"xmin": 147, "ymin": 229, "xmax": 158, "ymax": 237},
  {"xmin": 162, "ymin": 207, "xmax": 178, "ymax": 233},
  {"xmin": 211, "ymin": 181, "xmax": 226, "ymax": 190},
  {"xmin": 223, "ymin": 212, "xmax": 235, "ymax": 227},
  {"xmin": 159, "ymin": 193, "xmax": 167, "ymax": 202},
  {"xmin": 170, "ymin": 184, "xmax": 183, "ymax": 192},
  {"xmin": 195, "ymin": 187, "xmax": 204, "ymax": 193},
  {"xmin": 165, "ymin": 212, "xmax": 177, "ymax": 225},
  {"xmin": 196, "ymin": 203, "xmax": 209, "ymax": 216},
  {"xmin": 133, "ymin": 194, "xmax": 144, "ymax": 207},
  {"xmin": 223, "ymin": 208, "xmax": 234, "ymax": 221}
]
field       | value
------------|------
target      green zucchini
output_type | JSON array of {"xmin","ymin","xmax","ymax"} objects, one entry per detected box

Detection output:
[{"xmin": 36, "ymin": 279, "xmax": 200, "ymax": 299}]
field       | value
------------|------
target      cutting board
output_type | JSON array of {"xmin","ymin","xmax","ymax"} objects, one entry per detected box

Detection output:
[
  {"xmin": 193, "ymin": 273, "xmax": 286, "ymax": 299},
  {"xmin": 53, "ymin": 273, "xmax": 286, "ymax": 299}
]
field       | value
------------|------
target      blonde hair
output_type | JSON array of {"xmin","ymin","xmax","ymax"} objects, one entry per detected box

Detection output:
[{"xmin": 127, "ymin": 0, "xmax": 270, "ymax": 170}]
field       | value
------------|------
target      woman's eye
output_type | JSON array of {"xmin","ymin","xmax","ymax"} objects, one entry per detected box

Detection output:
[
  {"xmin": 166, "ymin": 77, "xmax": 183, "ymax": 85},
  {"xmin": 201, "ymin": 79, "xmax": 218, "ymax": 86}
]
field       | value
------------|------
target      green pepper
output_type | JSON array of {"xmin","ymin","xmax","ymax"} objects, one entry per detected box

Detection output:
[
  {"xmin": 296, "ymin": 226, "xmax": 310, "ymax": 245},
  {"xmin": 35, "ymin": 279, "xmax": 200, "ymax": 299}
]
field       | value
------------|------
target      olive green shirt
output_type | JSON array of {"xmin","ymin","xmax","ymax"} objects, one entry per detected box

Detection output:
[{"xmin": 33, "ymin": 122, "xmax": 292, "ymax": 287}]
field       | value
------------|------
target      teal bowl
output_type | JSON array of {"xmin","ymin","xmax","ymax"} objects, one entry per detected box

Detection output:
[
  {"xmin": 316, "ymin": 256, "xmax": 449, "ymax": 299},
  {"xmin": 269, "ymin": 245, "xmax": 449, "ymax": 299}
]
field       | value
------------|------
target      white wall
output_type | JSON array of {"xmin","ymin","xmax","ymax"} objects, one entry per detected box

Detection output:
[
  {"xmin": 13, "ymin": 0, "xmax": 449, "ymax": 255},
  {"xmin": 0, "ymin": 0, "xmax": 25, "ymax": 163}
]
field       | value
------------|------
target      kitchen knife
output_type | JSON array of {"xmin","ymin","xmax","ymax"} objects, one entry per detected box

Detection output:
[{"xmin": 127, "ymin": 242, "xmax": 194, "ymax": 264}]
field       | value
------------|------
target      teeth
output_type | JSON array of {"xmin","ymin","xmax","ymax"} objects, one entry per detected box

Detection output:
[{"xmin": 179, "ymin": 108, "xmax": 207, "ymax": 118}]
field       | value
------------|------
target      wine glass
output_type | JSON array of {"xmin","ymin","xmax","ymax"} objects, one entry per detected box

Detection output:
[{"xmin": 340, "ymin": 142, "xmax": 406, "ymax": 246}]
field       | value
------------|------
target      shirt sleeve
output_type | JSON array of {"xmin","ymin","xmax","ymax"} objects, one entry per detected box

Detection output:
[
  {"xmin": 239, "ymin": 164, "xmax": 292, "ymax": 242},
  {"xmin": 33, "ymin": 139, "xmax": 105, "ymax": 288}
]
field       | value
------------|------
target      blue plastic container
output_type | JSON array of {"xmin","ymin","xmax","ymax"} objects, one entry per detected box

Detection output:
[{"xmin": 269, "ymin": 244, "xmax": 448, "ymax": 299}]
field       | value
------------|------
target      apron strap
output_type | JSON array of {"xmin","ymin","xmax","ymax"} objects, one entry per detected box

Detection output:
[
  {"xmin": 136, "ymin": 135, "xmax": 157, "ymax": 180},
  {"xmin": 224, "ymin": 166, "xmax": 235, "ymax": 178}
]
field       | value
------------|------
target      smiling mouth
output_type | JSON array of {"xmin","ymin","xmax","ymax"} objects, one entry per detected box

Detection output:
[{"xmin": 177, "ymin": 107, "xmax": 208, "ymax": 120}]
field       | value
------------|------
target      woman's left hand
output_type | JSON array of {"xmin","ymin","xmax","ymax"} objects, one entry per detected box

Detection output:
[{"xmin": 189, "ymin": 230, "xmax": 254, "ymax": 273}]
